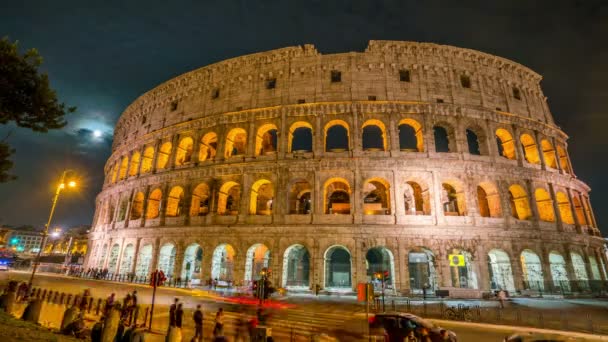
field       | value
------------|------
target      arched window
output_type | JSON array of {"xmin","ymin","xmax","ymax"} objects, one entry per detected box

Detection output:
[
  {"xmin": 324, "ymin": 245, "xmax": 352, "ymax": 289},
  {"xmin": 403, "ymin": 181, "xmax": 431, "ymax": 215},
  {"xmin": 118, "ymin": 156, "xmax": 129, "ymax": 180},
  {"xmin": 145, "ymin": 189, "xmax": 162, "ymax": 219},
  {"xmin": 520, "ymin": 249, "xmax": 544, "ymax": 291},
  {"xmin": 556, "ymin": 145, "xmax": 571, "ymax": 173},
  {"xmin": 535, "ymin": 188, "xmax": 555, "ymax": 222},
  {"xmin": 540, "ymin": 139, "xmax": 557, "ymax": 169},
  {"xmin": 495, "ymin": 128, "xmax": 516, "ymax": 160},
  {"xmin": 190, "ymin": 183, "xmax": 210, "ymax": 216},
  {"xmin": 549, "ymin": 252, "xmax": 570, "ymax": 291},
  {"xmin": 398, "ymin": 119, "xmax": 424, "ymax": 152},
  {"xmin": 217, "ymin": 181, "xmax": 240, "ymax": 215},
  {"xmin": 282, "ymin": 244, "xmax": 310, "ymax": 288},
  {"xmin": 156, "ymin": 142, "xmax": 172, "ymax": 169},
  {"xmin": 362, "ymin": 178, "xmax": 391, "ymax": 215},
  {"xmin": 449, "ymin": 248, "xmax": 478, "ymax": 289},
  {"xmin": 130, "ymin": 192, "xmax": 144, "ymax": 220},
  {"xmin": 141, "ymin": 147, "xmax": 154, "ymax": 174},
  {"xmin": 477, "ymin": 182, "xmax": 501, "ymax": 218},
  {"xmin": 324, "ymin": 178, "xmax": 351, "ymax": 214},
  {"xmin": 225, "ymin": 128, "xmax": 247, "ymax": 158},
  {"xmin": 166, "ymin": 186, "xmax": 184, "ymax": 217},
  {"xmin": 572, "ymin": 195, "xmax": 587, "ymax": 225},
  {"xmin": 175, "ymin": 137, "xmax": 194, "ymax": 166},
  {"xmin": 441, "ymin": 182, "xmax": 466, "ymax": 216},
  {"xmin": 466, "ymin": 126, "xmax": 488, "ymax": 155},
  {"xmin": 198, "ymin": 132, "xmax": 218, "ymax": 162},
  {"xmin": 250, "ymin": 179, "xmax": 274, "ymax": 215},
  {"xmin": 487, "ymin": 249, "xmax": 515, "ymax": 291},
  {"xmin": 433, "ymin": 125, "xmax": 454, "ymax": 152},
  {"xmin": 571, "ymin": 252, "xmax": 589, "ymax": 289},
  {"xmin": 520, "ymin": 134, "xmax": 540, "ymax": 164},
  {"xmin": 111, "ymin": 163, "xmax": 119, "ymax": 183},
  {"xmin": 211, "ymin": 244, "xmax": 235, "ymax": 282},
  {"xmin": 288, "ymin": 122, "xmax": 313, "ymax": 153},
  {"xmin": 129, "ymin": 152, "xmax": 140, "ymax": 177},
  {"xmin": 366, "ymin": 247, "xmax": 395, "ymax": 289},
  {"xmin": 408, "ymin": 248, "xmax": 436, "ymax": 291},
  {"xmin": 288, "ymin": 179, "xmax": 312, "ymax": 214},
  {"xmin": 117, "ymin": 196, "xmax": 129, "ymax": 221},
  {"xmin": 324, "ymin": 120, "xmax": 349, "ymax": 152},
  {"xmin": 255, "ymin": 124, "xmax": 278, "ymax": 156},
  {"xmin": 361, "ymin": 120, "xmax": 387, "ymax": 151},
  {"xmin": 556, "ymin": 192, "xmax": 575, "ymax": 224},
  {"xmin": 508, "ymin": 185, "xmax": 532, "ymax": 220}
]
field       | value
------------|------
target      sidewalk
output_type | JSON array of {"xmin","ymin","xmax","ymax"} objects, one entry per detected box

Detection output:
[{"xmin": 0, "ymin": 311, "xmax": 81, "ymax": 342}]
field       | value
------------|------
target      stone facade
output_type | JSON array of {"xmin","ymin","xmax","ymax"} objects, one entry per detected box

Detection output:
[{"xmin": 86, "ymin": 41, "xmax": 606, "ymax": 295}]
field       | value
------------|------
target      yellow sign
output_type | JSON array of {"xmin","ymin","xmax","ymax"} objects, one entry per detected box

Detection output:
[{"xmin": 449, "ymin": 254, "xmax": 465, "ymax": 267}]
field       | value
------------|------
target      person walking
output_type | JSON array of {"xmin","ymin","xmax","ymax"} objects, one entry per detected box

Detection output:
[
  {"xmin": 166, "ymin": 297, "xmax": 179, "ymax": 341},
  {"xmin": 213, "ymin": 307, "xmax": 224, "ymax": 337},
  {"xmin": 191, "ymin": 304, "xmax": 204, "ymax": 342},
  {"xmin": 498, "ymin": 289, "xmax": 507, "ymax": 309}
]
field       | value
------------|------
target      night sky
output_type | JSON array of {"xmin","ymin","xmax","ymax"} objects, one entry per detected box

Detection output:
[{"xmin": 0, "ymin": 1, "xmax": 606, "ymax": 235}]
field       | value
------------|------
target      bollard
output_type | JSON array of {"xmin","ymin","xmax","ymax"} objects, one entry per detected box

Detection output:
[
  {"xmin": 53, "ymin": 291, "xmax": 59, "ymax": 304},
  {"xmin": 406, "ymin": 299, "xmax": 411, "ymax": 312},
  {"xmin": 95, "ymin": 298, "xmax": 102, "ymax": 316},
  {"xmin": 66, "ymin": 294, "xmax": 73, "ymax": 306},
  {"xmin": 88, "ymin": 297, "xmax": 94, "ymax": 313},
  {"xmin": 46, "ymin": 291, "xmax": 53, "ymax": 303},
  {"xmin": 41, "ymin": 289, "xmax": 47, "ymax": 301},
  {"xmin": 142, "ymin": 307, "xmax": 149, "ymax": 327},
  {"xmin": 391, "ymin": 300, "xmax": 395, "ymax": 311},
  {"xmin": 538, "ymin": 312, "xmax": 544, "ymax": 328},
  {"xmin": 587, "ymin": 313, "xmax": 594, "ymax": 333},
  {"xmin": 59, "ymin": 293, "xmax": 65, "ymax": 305},
  {"xmin": 35, "ymin": 288, "xmax": 41, "ymax": 298}
]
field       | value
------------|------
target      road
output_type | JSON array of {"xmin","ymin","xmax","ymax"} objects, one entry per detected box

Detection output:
[{"xmin": 3, "ymin": 271, "xmax": 605, "ymax": 341}]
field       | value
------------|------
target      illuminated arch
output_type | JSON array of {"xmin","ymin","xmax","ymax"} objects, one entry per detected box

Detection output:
[
  {"xmin": 535, "ymin": 188, "xmax": 555, "ymax": 222},
  {"xmin": 571, "ymin": 252, "xmax": 589, "ymax": 288},
  {"xmin": 111, "ymin": 163, "xmax": 119, "ymax": 183},
  {"xmin": 175, "ymin": 137, "xmax": 194, "ymax": 166},
  {"xmin": 217, "ymin": 181, "xmax": 240, "ymax": 215},
  {"xmin": 361, "ymin": 119, "xmax": 387, "ymax": 151},
  {"xmin": 572, "ymin": 195, "xmax": 587, "ymax": 225},
  {"xmin": 225, "ymin": 128, "xmax": 247, "ymax": 158},
  {"xmin": 477, "ymin": 182, "xmax": 501, "ymax": 218},
  {"xmin": 398, "ymin": 118, "xmax": 424, "ymax": 152},
  {"xmin": 288, "ymin": 179, "xmax": 312, "ymax": 214},
  {"xmin": 141, "ymin": 146, "xmax": 154, "ymax": 174},
  {"xmin": 556, "ymin": 191, "xmax": 575, "ymax": 224},
  {"xmin": 282, "ymin": 244, "xmax": 310, "ymax": 288},
  {"xmin": 190, "ymin": 183, "xmax": 210, "ymax": 216},
  {"xmin": 520, "ymin": 134, "xmax": 540, "ymax": 164},
  {"xmin": 403, "ymin": 180, "xmax": 431, "ymax": 215},
  {"xmin": 156, "ymin": 142, "xmax": 172, "ymax": 169},
  {"xmin": 324, "ymin": 245, "xmax": 352, "ymax": 289},
  {"xmin": 508, "ymin": 184, "xmax": 532, "ymax": 220},
  {"xmin": 556, "ymin": 145, "xmax": 571, "ymax": 173},
  {"xmin": 130, "ymin": 192, "xmax": 145, "ymax": 220},
  {"xmin": 249, "ymin": 179, "xmax": 274, "ymax": 215},
  {"xmin": 255, "ymin": 124, "xmax": 279, "ymax": 156},
  {"xmin": 540, "ymin": 139, "xmax": 557, "ymax": 169},
  {"xmin": 288, "ymin": 121, "xmax": 313, "ymax": 153},
  {"xmin": 198, "ymin": 132, "xmax": 218, "ymax": 161},
  {"xmin": 118, "ymin": 156, "xmax": 129, "ymax": 180},
  {"xmin": 549, "ymin": 252, "xmax": 570, "ymax": 291},
  {"xmin": 128, "ymin": 152, "xmax": 140, "ymax": 177},
  {"xmin": 520, "ymin": 249, "xmax": 544, "ymax": 290},
  {"xmin": 362, "ymin": 177, "xmax": 391, "ymax": 215},
  {"xmin": 324, "ymin": 120, "xmax": 350, "ymax": 152},
  {"xmin": 244, "ymin": 243, "xmax": 271, "ymax": 282},
  {"xmin": 145, "ymin": 188, "xmax": 162, "ymax": 219},
  {"xmin": 495, "ymin": 128, "xmax": 516, "ymax": 160},
  {"xmin": 166, "ymin": 186, "xmax": 184, "ymax": 217},
  {"xmin": 465, "ymin": 125, "xmax": 488, "ymax": 155},
  {"xmin": 324, "ymin": 177, "xmax": 351, "ymax": 214},
  {"xmin": 487, "ymin": 249, "xmax": 515, "ymax": 291},
  {"xmin": 211, "ymin": 244, "xmax": 235, "ymax": 282},
  {"xmin": 441, "ymin": 180, "xmax": 466, "ymax": 216}
]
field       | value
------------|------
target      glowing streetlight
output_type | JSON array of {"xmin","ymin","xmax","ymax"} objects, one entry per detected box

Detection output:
[{"xmin": 29, "ymin": 170, "xmax": 77, "ymax": 287}]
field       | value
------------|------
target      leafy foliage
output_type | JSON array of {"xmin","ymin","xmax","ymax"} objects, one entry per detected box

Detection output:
[{"xmin": 0, "ymin": 143, "xmax": 15, "ymax": 182}]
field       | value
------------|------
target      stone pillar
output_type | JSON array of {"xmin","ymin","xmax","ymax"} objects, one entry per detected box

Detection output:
[
  {"xmin": 113, "ymin": 239, "xmax": 125, "ymax": 275},
  {"xmin": 200, "ymin": 245, "xmax": 212, "ymax": 285},
  {"xmin": 136, "ymin": 145, "xmax": 146, "ymax": 176},
  {"xmin": 353, "ymin": 240, "xmax": 367, "ymax": 291},
  {"xmin": 533, "ymin": 131, "xmax": 547, "ymax": 171},
  {"xmin": 130, "ymin": 238, "xmax": 142, "ymax": 275},
  {"xmin": 191, "ymin": 130, "xmax": 203, "ymax": 165},
  {"xmin": 475, "ymin": 245, "xmax": 490, "ymax": 291},
  {"xmin": 524, "ymin": 180, "xmax": 541, "ymax": 229},
  {"xmin": 279, "ymin": 111, "xmax": 287, "ymax": 159},
  {"xmin": 182, "ymin": 183, "xmax": 193, "ymax": 226},
  {"xmin": 247, "ymin": 121, "xmax": 256, "ymax": 157},
  {"xmin": 583, "ymin": 196, "xmax": 598, "ymax": 228},
  {"xmin": 547, "ymin": 183, "xmax": 563, "ymax": 231},
  {"xmin": 149, "ymin": 238, "xmax": 161, "ymax": 272},
  {"xmin": 159, "ymin": 183, "xmax": 170, "ymax": 226},
  {"xmin": 431, "ymin": 171, "xmax": 446, "ymax": 225},
  {"xmin": 351, "ymin": 108, "xmax": 360, "ymax": 155},
  {"xmin": 232, "ymin": 247, "xmax": 246, "ymax": 286},
  {"xmin": 173, "ymin": 242, "xmax": 185, "ymax": 280},
  {"xmin": 352, "ymin": 168, "xmax": 361, "ymax": 224},
  {"xmin": 511, "ymin": 124, "xmax": 524, "ymax": 168},
  {"xmin": 389, "ymin": 114, "xmax": 399, "ymax": 155},
  {"xmin": 314, "ymin": 115, "xmax": 323, "ymax": 157},
  {"xmin": 566, "ymin": 188, "xmax": 582, "ymax": 233},
  {"xmin": 311, "ymin": 240, "xmax": 322, "ymax": 290},
  {"xmin": 510, "ymin": 249, "xmax": 525, "ymax": 291},
  {"xmin": 150, "ymin": 139, "xmax": 161, "ymax": 173},
  {"xmin": 168, "ymin": 134, "xmax": 180, "ymax": 169},
  {"xmin": 123, "ymin": 189, "xmax": 135, "ymax": 228},
  {"xmin": 399, "ymin": 244, "xmax": 410, "ymax": 294}
]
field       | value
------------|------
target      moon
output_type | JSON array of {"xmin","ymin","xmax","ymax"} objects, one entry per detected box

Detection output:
[{"xmin": 93, "ymin": 130, "xmax": 102, "ymax": 138}]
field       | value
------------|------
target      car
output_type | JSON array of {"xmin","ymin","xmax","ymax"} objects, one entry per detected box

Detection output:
[
  {"xmin": 0, "ymin": 259, "xmax": 9, "ymax": 271},
  {"xmin": 369, "ymin": 312, "xmax": 457, "ymax": 342}
]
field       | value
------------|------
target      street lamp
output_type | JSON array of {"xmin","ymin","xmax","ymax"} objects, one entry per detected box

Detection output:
[{"xmin": 28, "ymin": 170, "xmax": 77, "ymax": 287}]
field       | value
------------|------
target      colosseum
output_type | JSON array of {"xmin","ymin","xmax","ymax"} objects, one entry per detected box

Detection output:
[{"xmin": 86, "ymin": 40, "xmax": 606, "ymax": 297}]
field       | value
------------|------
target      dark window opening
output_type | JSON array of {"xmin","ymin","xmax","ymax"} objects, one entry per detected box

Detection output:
[
  {"xmin": 466, "ymin": 129, "xmax": 481, "ymax": 155},
  {"xmin": 326, "ymin": 125, "xmax": 349, "ymax": 151},
  {"xmin": 170, "ymin": 101, "xmax": 178, "ymax": 111},
  {"xmin": 292, "ymin": 127, "xmax": 313, "ymax": 152},
  {"xmin": 266, "ymin": 78, "xmax": 276, "ymax": 89},
  {"xmin": 433, "ymin": 126, "xmax": 450, "ymax": 152},
  {"xmin": 212, "ymin": 88, "xmax": 220, "ymax": 99},
  {"xmin": 236, "ymin": 106, "xmax": 243, "ymax": 111},
  {"xmin": 399, "ymin": 125, "xmax": 418, "ymax": 151},
  {"xmin": 460, "ymin": 75, "xmax": 471, "ymax": 88},
  {"xmin": 331, "ymin": 70, "xmax": 341, "ymax": 83},
  {"xmin": 362, "ymin": 126, "xmax": 384, "ymax": 150},
  {"xmin": 368, "ymin": 95, "xmax": 377, "ymax": 101},
  {"xmin": 436, "ymin": 98, "xmax": 444, "ymax": 103},
  {"xmin": 512, "ymin": 87, "xmax": 521, "ymax": 100},
  {"xmin": 399, "ymin": 69, "xmax": 411, "ymax": 82},
  {"xmin": 496, "ymin": 107, "xmax": 502, "ymax": 111},
  {"xmin": 297, "ymin": 99, "xmax": 306, "ymax": 104},
  {"xmin": 141, "ymin": 116, "xmax": 147, "ymax": 124}
]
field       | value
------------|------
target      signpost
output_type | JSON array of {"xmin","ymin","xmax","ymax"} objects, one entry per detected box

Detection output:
[{"xmin": 148, "ymin": 270, "xmax": 165, "ymax": 330}]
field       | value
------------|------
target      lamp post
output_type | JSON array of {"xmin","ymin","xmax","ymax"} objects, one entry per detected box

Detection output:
[{"xmin": 28, "ymin": 170, "xmax": 76, "ymax": 287}]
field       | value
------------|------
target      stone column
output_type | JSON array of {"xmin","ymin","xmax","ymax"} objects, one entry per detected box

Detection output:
[
  {"xmin": 547, "ymin": 183, "xmax": 563, "ymax": 231},
  {"xmin": 524, "ymin": 180, "xmax": 541, "ymax": 229},
  {"xmin": 314, "ymin": 115, "xmax": 323, "ymax": 157},
  {"xmin": 168, "ymin": 134, "xmax": 180, "ymax": 169},
  {"xmin": 130, "ymin": 238, "xmax": 142, "ymax": 275},
  {"xmin": 136, "ymin": 145, "xmax": 146, "ymax": 176},
  {"xmin": 113, "ymin": 239, "xmax": 126, "ymax": 275},
  {"xmin": 431, "ymin": 171, "xmax": 446, "ymax": 225},
  {"xmin": 353, "ymin": 240, "xmax": 367, "ymax": 291},
  {"xmin": 389, "ymin": 114, "xmax": 399, "ymax": 155},
  {"xmin": 533, "ymin": 131, "xmax": 547, "ymax": 171},
  {"xmin": 232, "ymin": 247, "xmax": 246, "ymax": 286},
  {"xmin": 150, "ymin": 139, "xmax": 162, "ymax": 173},
  {"xmin": 246, "ymin": 121, "xmax": 256, "ymax": 157},
  {"xmin": 200, "ymin": 245, "xmax": 212, "ymax": 285},
  {"xmin": 351, "ymin": 107, "xmax": 360, "ymax": 155},
  {"xmin": 475, "ymin": 245, "xmax": 490, "ymax": 291},
  {"xmin": 511, "ymin": 124, "xmax": 524, "ymax": 167},
  {"xmin": 399, "ymin": 244, "xmax": 410, "ymax": 294},
  {"xmin": 566, "ymin": 188, "xmax": 582, "ymax": 233},
  {"xmin": 159, "ymin": 183, "xmax": 170, "ymax": 226},
  {"xmin": 510, "ymin": 249, "xmax": 525, "ymax": 291},
  {"xmin": 173, "ymin": 242, "xmax": 185, "ymax": 280},
  {"xmin": 139, "ymin": 185, "xmax": 151, "ymax": 227},
  {"xmin": 149, "ymin": 238, "xmax": 161, "ymax": 272},
  {"xmin": 123, "ymin": 189, "xmax": 135, "ymax": 228},
  {"xmin": 279, "ymin": 110, "xmax": 287, "ymax": 159}
]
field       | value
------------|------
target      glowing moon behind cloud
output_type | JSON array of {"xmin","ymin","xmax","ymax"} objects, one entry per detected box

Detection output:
[{"xmin": 93, "ymin": 130, "xmax": 102, "ymax": 138}]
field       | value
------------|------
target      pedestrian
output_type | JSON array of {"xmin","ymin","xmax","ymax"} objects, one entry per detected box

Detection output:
[
  {"xmin": 131, "ymin": 290, "xmax": 138, "ymax": 306},
  {"xmin": 80, "ymin": 289, "xmax": 91, "ymax": 312},
  {"xmin": 175, "ymin": 303, "xmax": 184, "ymax": 328},
  {"xmin": 213, "ymin": 307, "xmax": 224, "ymax": 337},
  {"xmin": 422, "ymin": 283, "xmax": 429, "ymax": 300},
  {"xmin": 498, "ymin": 289, "xmax": 507, "ymax": 309},
  {"xmin": 105, "ymin": 293, "xmax": 116, "ymax": 315},
  {"xmin": 168, "ymin": 303, "xmax": 184, "ymax": 342},
  {"xmin": 234, "ymin": 310, "xmax": 248, "ymax": 342},
  {"xmin": 191, "ymin": 304, "xmax": 203, "ymax": 342},
  {"xmin": 169, "ymin": 298, "xmax": 179, "ymax": 328},
  {"xmin": 91, "ymin": 316, "xmax": 104, "ymax": 342}
]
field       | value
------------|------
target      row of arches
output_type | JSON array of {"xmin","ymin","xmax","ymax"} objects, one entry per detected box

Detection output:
[
  {"xmin": 96, "ymin": 241, "xmax": 607, "ymax": 292},
  {"xmin": 108, "ymin": 118, "xmax": 571, "ymax": 184},
  {"xmin": 99, "ymin": 176, "xmax": 596, "ymax": 231}
]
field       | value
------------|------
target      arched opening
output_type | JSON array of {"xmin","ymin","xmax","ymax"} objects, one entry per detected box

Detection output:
[
  {"xmin": 477, "ymin": 182, "xmax": 501, "ymax": 218},
  {"xmin": 520, "ymin": 250, "xmax": 544, "ymax": 290},
  {"xmin": 119, "ymin": 156, "xmax": 129, "ymax": 180},
  {"xmin": 556, "ymin": 192, "xmax": 575, "ymax": 224},
  {"xmin": 495, "ymin": 129, "xmax": 516, "ymax": 160},
  {"xmin": 362, "ymin": 178, "xmax": 391, "ymax": 215},
  {"xmin": 225, "ymin": 128, "xmax": 247, "ymax": 158},
  {"xmin": 487, "ymin": 249, "xmax": 515, "ymax": 291},
  {"xmin": 282, "ymin": 244, "xmax": 310, "ymax": 289},
  {"xmin": 535, "ymin": 188, "xmax": 555, "ymax": 222},
  {"xmin": 130, "ymin": 192, "xmax": 144, "ymax": 220},
  {"xmin": 324, "ymin": 178, "xmax": 351, "ymax": 214},
  {"xmin": 366, "ymin": 247, "xmax": 395, "ymax": 290},
  {"xmin": 442, "ymin": 182, "xmax": 466, "ymax": 216},
  {"xmin": 175, "ymin": 137, "xmax": 194, "ymax": 166},
  {"xmin": 145, "ymin": 188, "xmax": 162, "ymax": 219},
  {"xmin": 111, "ymin": 163, "xmax": 119, "ymax": 183},
  {"xmin": 589, "ymin": 256, "xmax": 602, "ymax": 280},
  {"xmin": 508, "ymin": 185, "xmax": 532, "ymax": 220},
  {"xmin": 408, "ymin": 248, "xmax": 436, "ymax": 292},
  {"xmin": 217, "ymin": 181, "xmax": 240, "ymax": 215},
  {"xmin": 549, "ymin": 252, "xmax": 570, "ymax": 292},
  {"xmin": 250, "ymin": 179, "xmax": 274, "ymax": 215},
  {"xmin": 211, "ymin": 244, "xmax": 235, "ymax": 284},
  {"xmin": 520, "ymin": 134, "xmax": 540, "ymax": 164},
  {"xmin": 244, "ymin": 244, "xmax": 271, "ymax": 283},
  {"xmin": 362, "ymin": 119, "xmax": 387, "ymax": 151},
  {"xmin": 287, "ymin": 179, "xmax": 312, "ymax": 214},
  {"xmin": 117, "ymin": 197, "xmax": 129, "ymax": 221},
  {"xmin": 324, "ymin": 246, "xmax": 352, "ymax": 289},
  {"xmin": 181, "ymin": 244, "xmax": 202, "ymax": 282},
  {"xmin": 255, "ymin": 124, "xmax": 278, "ymax": 156},
  {"xmin": 190, "ymin": 183, "xmax": 210, "ymax": 216},
  {"xmin": 466, "ymin": 129, "xmax": 481, "ymax": 155},
  {"xmin": 433, "ymin": 125, "xmax": 454, "ymax": 153},
  {"xmin": 158, "ymin": 243, "xmax": 177, "ymax": 278},
  {"xmin": 324, "ymin": 120, "xmax": 349, "ymax": 152},
  {"xmin": 398, "ymin": 119, "xmax": 424, "ymax": 152},
  {"xmin": 449, "ymin": 248, "xmax": 478, "ymax": 289},
  {"xmin": 135, "ymin": 244, "xmax": 153, "ymax": 278},
  {"xmin": 165, "ymin": 186, "xmax": 184, "ymax": 217},
  {"xmin": 198, "ymin": 132, "xmax": 218, "ymax": 162},
  {"xmin": 288, "ymin": 122, "xmax": 313, "ymax": 153},
  {"xmin": 107, "ymin": 244, "xmax": 120, "ymax": 273},
  {"xmin": 141, "ymin": 147, "xmax": 154, "ymax": 174},
  {"xmin": 156, "ymin": 142, "xmax": 172, "ymax": 170},
  {"xmin": 571, "ymin": 252, "xmax": 589, "ymax": 290},
  {"xmin": 403, "ymin": 181, "xmax": 431, "ymax": 215},
  {"xmin": 129, "ymin": 152, "xmax": 140, "ymax": 177},
  {"xmin": 556, "ymin": 145, "xmax": 571, "ymax": 173},
  {"xmin": 541, "ymin": 139, "xmax": 557, "ymax": 169},
  {"xmin": 572, "ymin": 196, "xmax": 587, "ymax": 225},
  {"xmin": 119, "ymin": 244, "xmax": 135, "ymax": 275},
  {"xmin": 97, "ymin": 244, "xmax": 108, "ymax": 269}
]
